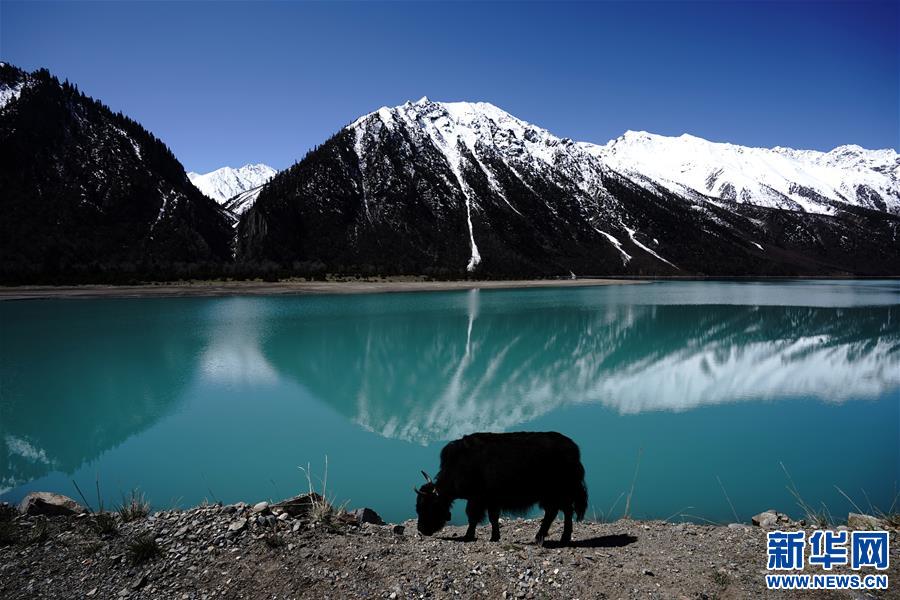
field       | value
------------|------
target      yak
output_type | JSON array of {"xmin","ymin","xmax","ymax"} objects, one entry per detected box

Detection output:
[{"xmin": 414, "ymin": 431, "xmax": 587, "ymax": 545}]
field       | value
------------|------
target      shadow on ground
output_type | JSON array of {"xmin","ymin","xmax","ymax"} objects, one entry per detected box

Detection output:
[
  {"xmin": 434, "ymin": 534, "xmax": 639, "ymax": 548},
  {"xmin": 543, "ymin": 534, "xmax": 638, "ymax": 548}
]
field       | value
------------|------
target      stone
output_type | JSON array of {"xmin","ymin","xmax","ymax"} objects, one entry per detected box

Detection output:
[
  {"xmin": 18, "ymin": 492, "xmax": 85, "ymax": 516},
  {"xmin": 847, "ymin": 513, "xmax": 884, "ymax": 530},
  {"xmin": 277, "ymin": 512, "xmax": 290, "ymax": 521},
  {"xmin": 131, "ymin": 574, "xmax": 148, "ymax": 590},
  {"xmin": 252, "ymin": 502, "xmax": 269, "ymax": 514},
  {"xmin": 751, "ymin": 510, "xmax": 793, "ymax": 529},
  {"xmin": 265, "ymin": 515, "xmax": 277, "ymax": 527},
  {"xmin": 350, "ymin": 507, "xmax": 385, "ymax": 526},
  {"xmin": 272, "ymin": 493, "xmax": 325, "ymax": 517},
  {"xmin": 392, "ymin": 525, "xmax": 405, "ymax": 535},
  {"xmin": 227, "ymin": 518, "xmax": 247, "ymax": 533}
]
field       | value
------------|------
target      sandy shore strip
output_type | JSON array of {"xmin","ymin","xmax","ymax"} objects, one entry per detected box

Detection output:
[{"xmin": 0, "ymin": 278, "xmax": 644, "ymax": 300}]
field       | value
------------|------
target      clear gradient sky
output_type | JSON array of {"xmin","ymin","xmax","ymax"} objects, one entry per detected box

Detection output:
[{"xmin": 1, "ymin": 1, "xmax": 897, "ymax": 172}]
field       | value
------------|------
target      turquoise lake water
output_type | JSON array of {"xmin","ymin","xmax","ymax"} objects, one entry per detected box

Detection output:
[{"xmin": 0, "ymin": 281, "xmax": 898, "ymax": 525}]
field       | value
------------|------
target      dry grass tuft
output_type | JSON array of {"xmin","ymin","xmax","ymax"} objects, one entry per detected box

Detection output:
[{"xmin": 118, "ymin": 489, "xmax": 150, "ymax": 523}]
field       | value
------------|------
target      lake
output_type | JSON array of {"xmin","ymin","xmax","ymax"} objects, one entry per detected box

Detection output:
[{"xmin": 1, "ymin": 280, "xmax": 898, "ymax": 525}]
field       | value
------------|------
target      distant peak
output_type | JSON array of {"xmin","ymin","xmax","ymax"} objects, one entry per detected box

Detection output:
[
  {"xmin": 188, "ymin": 163, "xmax": 277, "ymax": 204},
  {"xmin": 416, "ymin": 96, "xmax": 430, "ymax": 104}
]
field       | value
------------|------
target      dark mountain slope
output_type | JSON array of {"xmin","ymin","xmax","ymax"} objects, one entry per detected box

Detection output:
[{"xmin": 0, "ymin": 64, "xmax": 233, "ymax": 282}]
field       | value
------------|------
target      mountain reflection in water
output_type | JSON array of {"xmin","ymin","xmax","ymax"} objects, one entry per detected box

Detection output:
[{"xmin": 1, "ymin": 281, "xmax": 897, "ymax": 513}]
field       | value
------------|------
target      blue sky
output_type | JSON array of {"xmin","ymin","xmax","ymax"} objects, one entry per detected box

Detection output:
[{"xmin": 1, "ymin": 1, "xmax": 897, "ymax": 172}]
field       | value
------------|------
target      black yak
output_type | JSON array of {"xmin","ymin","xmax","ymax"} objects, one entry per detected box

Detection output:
[{"xmin": 414, "ymin": 432, "xmax": 587, "ymax": 545}]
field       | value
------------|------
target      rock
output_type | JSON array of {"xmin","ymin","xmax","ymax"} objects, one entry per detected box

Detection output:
[
  {"xmin": 350, "ymin": 507, "xmax": 385, "ymax": 526},
  {"xmin": 272, "ymin": 493, "xmax": 324, "ymax": 517},
  {"xmin": 277, "ymin": 512, "xmax": 290, "ymax": 521},
  {"xmin": 18, "ymin": 492, "xmax": 85, "ymax": 516},
  {"xmin": 848, "ymin": 513, "xmax": 885, "ymax": 530},
  {"xmin": 751, "ymin": 510, "xmax": 794, "ymax": 529},
  {"xmin": 131, "ymin": 574, "xmax": 148, "ymax": 590},
  {"xmin": 252, "ymin": 502, "xmax": 269, "ymax": 514},
  {"xmin": 392, "ymin": 525, "xmax": 405, "ymax": 535},
  {"xmin": 227, "ymin": 518, "xmax": 247, "ymax": 533},
  {"xmin": 265, "ymin": 515, "xmax": 277, "ymax": 527}
]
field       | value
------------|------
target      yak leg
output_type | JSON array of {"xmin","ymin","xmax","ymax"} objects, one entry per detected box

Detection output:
[
  {"xmin": 463, "ymin": 501, "xmax": 484, "ymax": 541},
  {"xmin": 535, "ymin": 506, "xmax": 558, "ymax": 546},
  {"xmin": 560, "ymin": 507, "xmax": 573, "ymax": 545},
  {"xmin": 488, "ymin": 507, "xmax": 501, "ymax": 542}
]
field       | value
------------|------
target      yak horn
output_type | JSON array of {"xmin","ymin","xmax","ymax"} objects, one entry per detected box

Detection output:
[
  {"xmin": 413, "ymin": 486, "xmax": 426, "ymax": 496},
  {"xmin": 421, "ymin": 471, "xmax": 432, "ymax": 483}
]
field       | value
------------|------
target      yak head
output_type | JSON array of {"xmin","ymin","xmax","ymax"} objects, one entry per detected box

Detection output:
[{"xmin": 414, "ymin": 471, "xmax": 451, "ymax": 536}]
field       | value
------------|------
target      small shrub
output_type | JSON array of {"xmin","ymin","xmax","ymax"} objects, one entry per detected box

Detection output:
[
  {"xmin": 0, "ymin": 521, "xmax": 18, "ymax": 546},
  {"xmin": 28, "ymin": 520, "xmax": 49, "ymax": 545},
  {"xmin": 0, "ymin": 503, "xmax": 16, "ymax": 523},
  {"xmin": 126, "ymin": 534, "xmax": 161, "ymax": 565},
  {"xmin": 83, "ymin": 540, "xmax": 103, "ymax": 556},
  {"xmin": 118, "ymin": 490, "xmax": 150, "ymax": 523},
  {"xmin": 298, "ymin": 456, "xmax": 348, "ymax": 532},
  {"xmin": 264, "ymin": 531, "xmax": 286, "ymax": 549},
  {"xmin": 90, "ymin": 512, "xmax": 118, "ymax": 536}
]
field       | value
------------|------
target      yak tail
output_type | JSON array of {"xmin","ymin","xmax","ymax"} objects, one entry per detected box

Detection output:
[{"xmin": 573, "ymin": 460, "xmax": 588, "ymax": 521}]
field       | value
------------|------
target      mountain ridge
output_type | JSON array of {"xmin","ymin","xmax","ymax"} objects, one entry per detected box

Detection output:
[
  {"xmin": 1, "ymin": 64, "xmax": 897, "ymax": 282},
  {"xmin": 238, "ymin": 98, "xmax": 900, "ymax": 277}
]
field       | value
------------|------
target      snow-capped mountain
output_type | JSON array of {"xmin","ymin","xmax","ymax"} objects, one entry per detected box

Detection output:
[
  {"xmin": 188, "ymin": 164, "xmax": 276, "ymax": 205},
  {"xmin": 586, "ymin": 131, "xmax": 899, "ymax": 216},
  {"xmin": 238, "ymin": 98, "xmax": 900, "ymax": 276}
]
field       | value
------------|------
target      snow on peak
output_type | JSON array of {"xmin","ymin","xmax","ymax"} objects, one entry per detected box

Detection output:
[
  {"xmin": 592, "ymin": 131, "xmax": 899, "ymax": 215},
  {"xmin": 188, "ymin": 163, "xmax": 276, "ymax": 204},
  {"xmin": 346, "ymin": 98, "xmax": 582, "ymax": 172}
]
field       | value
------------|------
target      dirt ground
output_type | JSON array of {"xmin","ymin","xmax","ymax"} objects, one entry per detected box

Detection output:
[
  {"xmin": 0, "ymin": 278, "xmax": 643, "ymax": 301},
  {"xmin": 2, "ymin": 502, "xmax": 896, "ymax": 600}
]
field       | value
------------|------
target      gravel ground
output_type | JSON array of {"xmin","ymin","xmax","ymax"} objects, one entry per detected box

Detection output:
[{"xmin": 1, "ymin": 502, "xmax": 896, "ymax": 600}]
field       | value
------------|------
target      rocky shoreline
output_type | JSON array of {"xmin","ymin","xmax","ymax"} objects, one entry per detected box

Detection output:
[{"xmin": 1, "ymin": 494, "xmax": 897, "ymax": 599}]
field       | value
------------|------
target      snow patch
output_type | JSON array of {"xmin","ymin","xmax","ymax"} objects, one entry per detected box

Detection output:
[
  {"xmin": 594, "ymin": 228, "xmax": 632, "ymax": 265},
  {"xmin": 625, "ymin": 227, "xmax": 678, "ymax": 270},
  {"xmin": 0, "ymin": 80, "xmax": 24, "ymax": 109}
]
